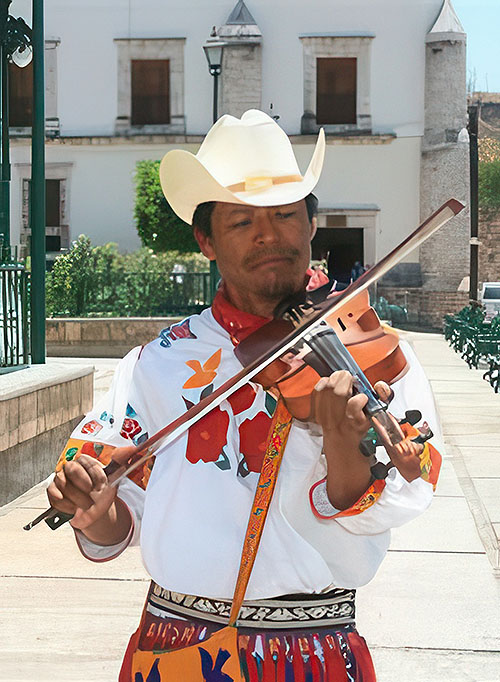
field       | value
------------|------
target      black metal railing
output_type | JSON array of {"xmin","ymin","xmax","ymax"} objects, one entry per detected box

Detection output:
[
  {"xmin": 165, "ymin": 271, "xmax": 211, "ymax": 315},
  {"xmin": 0, "ymin": 258, "xmax": 30, "ymax": 369}
]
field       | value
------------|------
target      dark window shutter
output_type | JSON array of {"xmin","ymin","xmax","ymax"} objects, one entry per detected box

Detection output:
[
  {"xmin": 9, "ymin": 61, "xmax": 33, "ymax": 127},
  {"xmin": 316, "ymin": 57, "xmax": 357, "ymax": 125},
  {"xmin": 131, "ymin": 59, "xmax": 170, "ymax": 125},
  {"xmin": 46, "ymin": 179, "xmax": 61, "ymax": 227}
]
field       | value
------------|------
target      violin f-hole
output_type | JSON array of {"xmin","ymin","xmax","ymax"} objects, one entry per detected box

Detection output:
[{"xmin": 337, "ymin": 317, "xmax": 347, "ymax": 332}]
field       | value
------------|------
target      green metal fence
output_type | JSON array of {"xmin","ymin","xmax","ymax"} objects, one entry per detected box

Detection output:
[{"xmin": 0, "ymin": 258, "xmax": 30, "ymax": 370}]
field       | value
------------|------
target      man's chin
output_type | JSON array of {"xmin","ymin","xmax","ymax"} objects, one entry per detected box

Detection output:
[{"xmin": 255, "ymin": 277, "xmax": 303, "ymax": 305}]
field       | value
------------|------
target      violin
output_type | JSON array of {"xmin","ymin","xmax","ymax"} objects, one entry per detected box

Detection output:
[
  {"xmin": 24, "ymin": 198, "xmax": 464, "ymax": 531},
  {"xmin": 235, "ymin": 288, "xmax": 408, "ymax": 422},
  {"xmin": 233, "ymin": 284, "xmax": 432, "ymax": 481}
]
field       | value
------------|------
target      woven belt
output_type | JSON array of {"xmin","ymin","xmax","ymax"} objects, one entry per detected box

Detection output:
[{"xmin": 147, "ymin": 583, "xmax": 356, "ymax": 630}]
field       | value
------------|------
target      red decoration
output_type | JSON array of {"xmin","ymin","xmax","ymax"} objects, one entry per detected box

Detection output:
[
  {"xmin": 227, "ymin": 384, "xmax": 256, "ymax": 415},
  {"xmin": 121, "ymin": 418, "xmax": 141, "ymax": 440},
  {"xmin": 81, "ymin": 419, "xmax": 102, "ymax": 435},
  {"xmin": 238, "ymin": 411, "xmax": 273, "ymax": 472},
  {"xmin": 185, "ymin": 407, "xmax": 230, "ymax": 464}
]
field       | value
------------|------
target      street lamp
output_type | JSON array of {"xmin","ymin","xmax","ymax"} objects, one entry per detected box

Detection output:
[
  {"xmin": 0, "ymin": 0, "xmax": 32, "ymax": 250},
  {"xmin": 203, "ymin": 40, "xmax": 225, "ymax": 124},
  {"xmin": 203, "ymin": 39, "xmax": 226, "ymax": 300}
]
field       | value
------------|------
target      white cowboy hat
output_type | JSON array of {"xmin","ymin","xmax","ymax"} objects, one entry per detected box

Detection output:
[{"xmin": 159, "ymin": 109, "xmax": 325, "ymax": 225}]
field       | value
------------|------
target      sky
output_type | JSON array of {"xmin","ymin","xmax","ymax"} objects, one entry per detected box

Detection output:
[{"xmin": 453, "ymin": 0, "xmax": 500, "ymax": 93}]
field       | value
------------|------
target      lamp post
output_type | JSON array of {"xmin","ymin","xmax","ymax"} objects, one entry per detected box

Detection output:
[
  {"xmin": 0, "ymin": 0, "xmax": 32, "ymax": 251},
  {"xmin": 468, "ymin": 102, "xmax": 479, "ymax": 303},
  {"xmin": 30, "ymin": 0, "xmax": 46, "ymax": 364},
  {"xmin": 203, "ymin": 39, "xmax": 225, "ymax": 301}
]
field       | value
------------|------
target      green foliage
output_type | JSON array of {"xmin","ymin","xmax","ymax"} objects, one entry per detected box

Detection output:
[
  {"xmin": 479, "ymin": 158, "xmax": 500, "ymax": 212},
  {"xmin": 134, "ymin": 160, "xmax": 199, "ymax": 253},
  {"xmin": 46, "ymin": 235, "xmax": 209, "ymax": 317}
]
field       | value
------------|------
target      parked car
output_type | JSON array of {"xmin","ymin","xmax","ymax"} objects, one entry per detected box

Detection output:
[{"xmin": 480, "ymin": 282, "xmax": 500, "ymax": 321}]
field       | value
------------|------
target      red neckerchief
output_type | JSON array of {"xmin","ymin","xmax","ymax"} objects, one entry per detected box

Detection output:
[
  {"xmin": 211, "ymin": 285, "xmax": 271, "ymax": 346},
  {"xmin": 211, "ymin": 269, "xmax": 330, "ymax": 346}
]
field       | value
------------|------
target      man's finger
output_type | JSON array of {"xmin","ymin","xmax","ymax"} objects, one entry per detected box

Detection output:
[
  {"xmin": 52, "ymin": 471, "xmax": 94, "ymax": 511},
  {"xmin": 46, "ymin": 480, "xmax": 77, "ymax": 515},
  {"xmin": 68, "ymin": 457, "xmax": 107, "ymax": 493},
  {"xmin": 373, "ymin": 381, "xmax": 394, "ymax": 404},
  {"xmin": 345, "ymin": 393, "xmax": 370, "ymax": 428}
]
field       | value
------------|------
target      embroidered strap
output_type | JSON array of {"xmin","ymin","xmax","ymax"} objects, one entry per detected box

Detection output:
[{"xmin": 228, "ymin": 398, "xmax": 293, "ymax": 626}]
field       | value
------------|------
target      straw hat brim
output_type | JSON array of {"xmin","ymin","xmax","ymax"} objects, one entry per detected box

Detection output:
[{"xmin": 159, "ymin": 129, "xmax": 325, "ymax": 225}]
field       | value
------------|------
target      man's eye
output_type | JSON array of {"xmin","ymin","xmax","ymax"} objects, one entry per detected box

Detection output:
[
  {"xmin": 233, "ymin": 219, "xmax": 251, "ymax": 228},
  {"xmin": 276, "ymin": 211, "xmax": 295, "ymax": 219}
]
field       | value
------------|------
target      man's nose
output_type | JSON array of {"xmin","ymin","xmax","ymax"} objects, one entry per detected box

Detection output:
[{"xmin": 253, "ymin": 211, "xmax": 280, "ymax": 245}]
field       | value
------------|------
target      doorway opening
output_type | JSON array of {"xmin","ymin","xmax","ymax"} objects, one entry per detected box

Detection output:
[{"xmin": 312, "ymin": 227, "xmax": 364, "ymax": 285}]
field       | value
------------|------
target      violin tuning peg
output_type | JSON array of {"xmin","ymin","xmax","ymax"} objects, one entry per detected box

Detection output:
[{"xmin": 401, "ymin": 410, "xmax": 422, "ymax": 426}]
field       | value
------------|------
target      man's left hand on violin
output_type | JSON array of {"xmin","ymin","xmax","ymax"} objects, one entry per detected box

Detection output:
[{"xmin": 309, "ymin": 370, "xmax": 425, "ymax": 509}]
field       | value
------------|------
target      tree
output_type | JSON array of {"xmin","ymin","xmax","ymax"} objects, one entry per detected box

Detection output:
[{"xmin": 134, "ymin": 160, "xmax": 199, "ymax": 253}]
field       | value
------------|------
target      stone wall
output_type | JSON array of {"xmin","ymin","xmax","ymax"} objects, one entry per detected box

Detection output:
[
  {"xmin": 46, "ymin": 317, "xmax": 182, "ymax": 358},
  {"xmin": 378, "ymin": 286, "xmax": 469, "ymax": 329},
  {"xmin": 479, "ymin": 208, "xmax": 500, "ymax": 286},
  {"xmin": 0, "ymin": 363, "xmax": 94, "ymax": 505}
]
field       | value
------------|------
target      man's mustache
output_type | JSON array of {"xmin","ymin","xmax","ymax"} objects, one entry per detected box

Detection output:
[{"xmin": 243, "ymin": 247, "xmax": 300, "ymax": 268}]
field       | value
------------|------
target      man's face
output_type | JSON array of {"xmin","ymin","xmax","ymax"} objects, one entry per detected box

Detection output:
[{"xmin": 194, "ymin": 200, "xmax": 316, "ymax": 311}]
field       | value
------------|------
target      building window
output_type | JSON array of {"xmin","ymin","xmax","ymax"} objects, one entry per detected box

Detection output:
[
  {"xmin": 300, "ymin": 34, "xmax": 374, "ymax": 134},
  {"xmin": 18, "ymin": 162, "xmax": 72, "ymax": 259},
  {"xmin": 131, "ymin": 59, "xmax": 170, "ymax": 125},
  {"xmin": 115, "ymin": 38, "xmax": 185, "ymax": 134},
  {"xmin": 9, "ymin": 61, "xmax": 33, "ymax": 127},
  {"xmin": 8, "ymin": 39, "xmax": 60, "ymax": 134},
  {"xmin": 316, "ymin": 58, "xmax": 357, "ymax": 125}
]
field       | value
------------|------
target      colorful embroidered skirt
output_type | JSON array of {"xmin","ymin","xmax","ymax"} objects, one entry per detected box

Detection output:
[{"xmin": 120, "ymin": 583, "xmax": 376, "ymax": 681}]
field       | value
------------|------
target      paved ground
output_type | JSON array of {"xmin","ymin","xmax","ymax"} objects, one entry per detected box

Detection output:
[{"xmin": 1, "ymin": 334, "xmax": 500, "ymax": 681}]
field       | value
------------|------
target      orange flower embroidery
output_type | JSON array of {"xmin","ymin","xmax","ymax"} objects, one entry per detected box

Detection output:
[{"xmin": 183, "ymin": 348, "xmax": 222, "ymax": 389}]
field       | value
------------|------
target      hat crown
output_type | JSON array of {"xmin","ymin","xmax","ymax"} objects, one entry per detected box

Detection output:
[{"xmin": 196, "ymin": 110, "xmax": 301, "ymax": 187}]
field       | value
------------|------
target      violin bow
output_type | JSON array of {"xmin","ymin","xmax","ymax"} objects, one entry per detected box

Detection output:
[{"xmin": 25, "ymin": 198, "xmax": 464, "ymax": 531}]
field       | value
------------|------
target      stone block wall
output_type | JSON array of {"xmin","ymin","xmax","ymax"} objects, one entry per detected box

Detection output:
[
  {"xmin": 46, "ymin": 317, "xmax": 182, "ymax": 358},
  {"xmin": 377, "ymin": 286, "xmax": 468, "ymax": 329},
  {"xmin": 479, "ymin": 209, "xmax": 500, "ymax": 286},
  {"xmin": 0, "ymin": 364, "xmax": 94, "ymax": 505}
]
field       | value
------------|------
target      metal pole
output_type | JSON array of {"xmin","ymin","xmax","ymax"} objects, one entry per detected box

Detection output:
[
  {"xmin": 30, "ymin": 0, "xmax": 45, "ymax": 363},
  {"xmin": 209, "ymin": 70, "xmax": 220, "ymax": 300},
  {"xmin": 468, "ymin": 103, "xmax": 479, "ymax": 303},
  {"xmin": 0, "ymin": 42, "xmax": 10, "ymax": 247}
]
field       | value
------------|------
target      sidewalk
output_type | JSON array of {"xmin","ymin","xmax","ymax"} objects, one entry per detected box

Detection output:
[{"xmin": 1, "ymin": 336, "xmax": 500, "ymax": 681}]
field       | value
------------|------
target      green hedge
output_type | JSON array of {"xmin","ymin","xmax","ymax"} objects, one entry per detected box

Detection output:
[
  {"xmin": 134, "ymin": 160, "xmax": 199, "ymax": 253},
  {"xmin": 46, "ymin": 235, "xmax": 209, "ymax": 317}
]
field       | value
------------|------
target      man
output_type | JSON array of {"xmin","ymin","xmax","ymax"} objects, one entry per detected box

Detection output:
[{"xmin": 48, "ymin": 110, "xmax": 441, "ymax": 681}]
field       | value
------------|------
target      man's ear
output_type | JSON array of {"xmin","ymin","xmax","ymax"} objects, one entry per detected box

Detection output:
[
  {"xmin": 309, "ymin": 216, "xmax": 318, "ymax": 242},
  {"xmin": 193, "ymin": 226, "xmax": 216, "ymax": 261}
]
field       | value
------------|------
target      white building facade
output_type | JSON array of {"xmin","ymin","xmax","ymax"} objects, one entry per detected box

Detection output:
[{"xmin": 8, "ymin": 0, "xmax": 469, "ymax": 313}]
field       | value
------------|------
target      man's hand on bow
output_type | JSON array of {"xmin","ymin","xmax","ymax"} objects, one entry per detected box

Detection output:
[{"xmin": 47, "ymin": 454, "xmax": 132, "ymax": 545}]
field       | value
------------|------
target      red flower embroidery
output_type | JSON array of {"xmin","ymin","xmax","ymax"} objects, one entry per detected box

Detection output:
[
  {"xmin": 239, "ymin": 411, "xmax": 272, "ymax": 472},
  {"xmin": 120, "ymin": 418, "xmax": 141, "ymax": 440},
  {"xmin": 185, "ymin": 407, "xmax": 230, "ymax": 464},
  {"xmin": 227, "ymin": 384, "xmax": 256, "ymax": 415},
  {"xmin": 81, "ymin": 419, "xmax": 102, "ymax": 435}
]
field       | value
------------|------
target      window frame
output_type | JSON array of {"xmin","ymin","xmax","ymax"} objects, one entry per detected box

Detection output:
[
  {"xmin": 17, "ymin": 162, "xmax": 72, "ymax": 259},
  {"xmin": 114, "ymin": 38, "xmax": 185, "ymax": 135},
  {"xmin": 299, "ymin": 34, "xmax": 374, "ymax": 135}
]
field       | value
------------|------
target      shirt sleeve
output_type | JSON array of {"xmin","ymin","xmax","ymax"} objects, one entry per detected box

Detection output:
[
  {"xmin": 54, "ymin": 346, "xmax": 150, "ymax": 560},
  {"xmin": 309, "ymin": 340, "xmax": 442, "ymax": 535}
]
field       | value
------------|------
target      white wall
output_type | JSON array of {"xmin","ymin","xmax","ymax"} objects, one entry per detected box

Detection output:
[
  {"xmin": 10, "ymin": 135, "xmax": 421, "ymax": 257},
  {"xmin": 11, "ymin": 0, "xmax": 444, "ymax": 136},
  {"xmin": 7, "ymin": 0, "xmax": 448, "ymax": 260}
]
